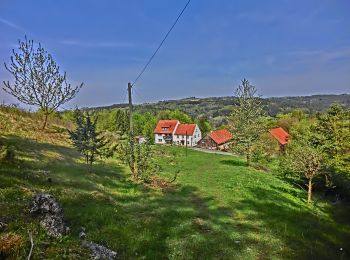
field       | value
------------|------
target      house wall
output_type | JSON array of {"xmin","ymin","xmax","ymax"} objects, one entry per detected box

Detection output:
[
  {"xmin": 173, "ymin": 126, "xmax": 202, "ymax": 147},
  {"xmin": 154, "ymin": 122, "xmax": 180, "ymax": 144},
  {"xmin": 197, "ymin": 135, "xmax": 218, "ymax": 149}
]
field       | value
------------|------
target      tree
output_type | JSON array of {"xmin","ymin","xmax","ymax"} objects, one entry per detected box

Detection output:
[
  {"xmin": 69, "ymin": 109, "xmax": 108, "ymax": 166},
  {"xmin": 123, "ymin": 142, "xmax": 160, "ymax": 182},
  {"xmin": 283, "ymin": 138, "xmax": 323, "ymax": 204},
  {"xmin": 312, "ymin": 104, "xmax": 350, "ymax": 173},
  {"xmin": 228, "ymin": 79, "xmax": 265, "ymax": 166},
  {"xmin": 196, "ymin": 116, "xmax": 212, "ymax": 136},
  {"xmin": 3, "ymin": 36, "xmax": 83, "ymax": 129}
]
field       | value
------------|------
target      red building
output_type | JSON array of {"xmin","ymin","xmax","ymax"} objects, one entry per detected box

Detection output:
[
  {"xmin": 269, "ymin": 127, "xmax": 289, "ymax": 152},
  {"xmin": 197, "ymin": 129, "xmax": 233, "ymax": 150}
]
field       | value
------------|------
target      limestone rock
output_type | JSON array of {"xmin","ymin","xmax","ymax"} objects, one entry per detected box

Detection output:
[
  {"xmin": 30, "ymin": 193, "xmax": 69, "ymax": 238},
  {"xmin": 82, "ymin": 240, "xmax": 117, "ymax": 260}
]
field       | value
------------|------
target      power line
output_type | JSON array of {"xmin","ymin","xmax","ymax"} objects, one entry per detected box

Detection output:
[{"xmin": 131, "ymin": 0, "xmax": 191, "ymax": 87}]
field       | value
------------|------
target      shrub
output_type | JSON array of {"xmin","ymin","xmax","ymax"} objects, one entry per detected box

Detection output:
[{"xmin": 0, "ymin": 233, "xmax": 23, "ymax": 258}]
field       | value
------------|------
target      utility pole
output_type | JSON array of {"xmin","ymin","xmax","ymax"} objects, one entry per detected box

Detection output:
[
  {"xmin": 185, "ymin": 130, "xmax": 188, "ymax": 157},
  {"xmin": 128, "ymin": 82, "xmax": 135, "ymax": 176}
]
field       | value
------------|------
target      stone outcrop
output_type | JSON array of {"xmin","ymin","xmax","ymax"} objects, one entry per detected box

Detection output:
[
  {"xmin": 82, "ymin": 240, "xmax": 117, "ymax": 260},
  {"xmin": 30, "ymin": 193, "xmax": 69, "ymax": 238}
]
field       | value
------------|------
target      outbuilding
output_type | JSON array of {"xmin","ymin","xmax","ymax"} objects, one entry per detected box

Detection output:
[{"xmin": 197, "ymin": 129, "xmax": 233, "ymax": 150}]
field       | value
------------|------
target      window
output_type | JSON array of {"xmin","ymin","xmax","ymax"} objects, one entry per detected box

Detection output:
[
  {"xmin": 161, "ymin": 127, "xmax": 169, "ymax": 130},
  {"xmin": 158, "ymin": 139, "xmax": 162, "ymax": 142}
]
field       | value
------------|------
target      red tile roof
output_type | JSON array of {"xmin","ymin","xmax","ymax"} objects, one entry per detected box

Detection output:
[
  {"xmin": 154, "ymin": 120, "xmax": 179, "ymax": 134},
  {"xmin": 208, "ymin": 129, "xmax": 233, "ymax": 145},
  {"xmin": 174, "ymin": 124, "xmax": 197, "ymax": 135},
  {"xmin": 269, "ymin": 127, "xmax": 289, "ymax": 145}
]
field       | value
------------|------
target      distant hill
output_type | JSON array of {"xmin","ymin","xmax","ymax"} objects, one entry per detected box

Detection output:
[{"xmin": 88, "ymin": 94, "xmax": 350, "ymax": 126}]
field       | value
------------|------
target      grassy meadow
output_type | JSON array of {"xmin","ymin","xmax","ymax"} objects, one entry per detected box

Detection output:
[{"xmin": 0, "ymin": 108, "xmax": 350, "ymax": 259}]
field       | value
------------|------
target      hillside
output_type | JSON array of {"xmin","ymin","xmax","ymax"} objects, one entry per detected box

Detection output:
[
  {"xmin": 1, "ymin": 107, "xmax": 350, "ymax": 259},
  {"xmin": 89, "ymin": 94, "xmax": 350, "ymax": 126}
]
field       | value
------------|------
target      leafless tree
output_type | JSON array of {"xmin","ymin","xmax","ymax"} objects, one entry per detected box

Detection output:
[{"xmin": 3, "ymin": 36, "xmax": 83, "ymax": 129}]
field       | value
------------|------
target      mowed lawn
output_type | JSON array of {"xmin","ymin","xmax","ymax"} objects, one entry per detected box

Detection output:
[{"xmin": 0, "ymin": 111, "xmax": 349, "ymax": 259}]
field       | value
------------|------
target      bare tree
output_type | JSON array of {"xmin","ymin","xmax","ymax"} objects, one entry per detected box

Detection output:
[
  {"xmin": 3, "ymin": 36, "xmax": 83, "ymax": 129},
  {"xmin": 228, "ymin": 79, "xmax": 265, "ymax": 166}
]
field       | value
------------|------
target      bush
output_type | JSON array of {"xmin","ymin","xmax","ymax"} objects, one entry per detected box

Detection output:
[{"xmin": 0, "ymin": 232, "xmax": 23, "ymax": 258}]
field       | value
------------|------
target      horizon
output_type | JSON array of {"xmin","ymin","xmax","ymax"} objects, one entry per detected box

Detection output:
[{"xmin": 1, "ymin": 0, "xmax": 350, "ymax": 109}]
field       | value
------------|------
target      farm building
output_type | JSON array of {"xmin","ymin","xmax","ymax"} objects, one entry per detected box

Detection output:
[
  {"xmin": 173, "ymin": 124, "xmax": 202, "ymax": 146},
  {"xmin": 197, "ymin": 129, "xmax": 233, "ymax": 150},
  {"xmin": 154, "ymin": 120, "xmax": 202, "ymax": 146},
  {"xmin": 154, "ymin": 120, "xmax": 179, "ymax": 144},
  {"xmin": 269, "ymin": 127, "xmax": 289, "ymax": 152}
]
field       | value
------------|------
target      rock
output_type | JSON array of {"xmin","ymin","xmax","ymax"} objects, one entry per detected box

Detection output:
[
  {"xmin": 82, "ymin": 240, "xmax": 117, "ymax": 260},
  {"xmin": 79, "ymin": 231, "xmax": 86, "ymax": 239},
  {"xmin": 30, "ymin": 193, "xmax": 69, "ymax": 238},
  {"xmin": 0, "ymin": 221, "xmax": 7, "ymax": 231}
]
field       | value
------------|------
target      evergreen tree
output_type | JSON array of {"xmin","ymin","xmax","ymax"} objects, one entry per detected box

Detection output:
[
  {"xmin": 228, "ymin": 79, "xmax": 265, "ymax": 166},
  {"xmin": 69, "ymin": 109, "xmax": 108, "ymax": 166}
]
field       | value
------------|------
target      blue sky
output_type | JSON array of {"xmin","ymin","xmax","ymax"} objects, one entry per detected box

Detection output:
[{"xmin": 0, "ymin": 0, "xmax": 349, "ymax": 108}]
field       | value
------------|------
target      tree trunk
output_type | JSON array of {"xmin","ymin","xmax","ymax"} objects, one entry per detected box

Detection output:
[
  {"xmin": 307, "ymin": 178, "xmax": 313, "ymax": 204},
  {"xmin": 42, "ymin": 112, "xmax": 49, "ymax": 129}
]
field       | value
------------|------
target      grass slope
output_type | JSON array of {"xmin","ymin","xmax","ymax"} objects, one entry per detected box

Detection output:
[{"xmin": 0, "ymin": 108, "xmax": 349, "ymax": 259}]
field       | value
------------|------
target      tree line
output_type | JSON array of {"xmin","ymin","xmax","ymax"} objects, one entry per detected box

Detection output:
[{"xmin": 228, "ymin": 79, "xmax": 350, "ymax": 204}]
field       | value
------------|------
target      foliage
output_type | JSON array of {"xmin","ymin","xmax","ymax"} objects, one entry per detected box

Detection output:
[
  {"xmin": 312, "ymin": 104, "xmax": 350, "ymax": 173},
  {"xmin": 228, "ymin": 79, "xmax": 265, "ymax": 165},
  {"xmin": 157, "ymin": 109, "xmax": 193, "ymax": 123},
  {"xmin": 69, "ymin": 109, "xmax": 109, "ymax": 166},
  {"xmin": 280, "ymin": 121, "xmax": 324, "ymax": 204},
  {"xmin": 122, "ymin": 142, "xmax": 160, "ymax": 182},
  {"xmin": 195, "ymin": 116, "xmax": 212, "ymax": 136},
  {"xmin": 88, "ymin": 94, "xmax": 350, "ymax": 127},
  {"xmin": 3, "ymin": 36, "xmax": 83, "ymax": 129}
]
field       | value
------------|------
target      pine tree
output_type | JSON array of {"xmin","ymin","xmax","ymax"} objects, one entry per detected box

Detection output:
[
  {"xmin": 228, "ymin": 79, "xmax": 265, "ymax": 166},
  {"xmin": 69, "ymin": 109, "xmax": 108, "ymax": 166}
]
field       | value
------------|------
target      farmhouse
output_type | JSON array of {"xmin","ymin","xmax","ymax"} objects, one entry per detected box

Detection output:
[
  {"xmin": 197, "ymin": 129, "xmax": 233, "ymax": 150},
  {"xmin": 154, "ymin": 120, "xmax": 180, "ymax": 144},
  {"xmin": 269, "ymin": 127, "xmax": 289, "ymax": 152},
  {"xmin": 173, "ymin": 124, "xmax": 202, "ymax": 146},
  {"xmin": 154, "ymin": 120, "xmax": 202, "ymax": 146}
]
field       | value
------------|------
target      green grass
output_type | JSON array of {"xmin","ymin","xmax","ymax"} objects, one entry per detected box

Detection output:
[{"xmin": 0, "ymin": 108, "xmax": 350, "ymax": 259}]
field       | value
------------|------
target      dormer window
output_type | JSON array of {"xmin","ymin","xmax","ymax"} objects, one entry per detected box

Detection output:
[{"xmin": 162, "ymin": 127, "xmax": 169, "ymax": 131}]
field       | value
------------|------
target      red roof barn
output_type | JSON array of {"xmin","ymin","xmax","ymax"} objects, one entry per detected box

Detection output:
[
  {"xmin": 269, "ymin": 127, "xmax": 289, "ymax": 145},
  {"xmin": 208, "ymin": 129, "xmax": 233, "ymax": 145},
  {"xmin": 197, "ymin": 129, "xmax": 233, "ymax": 150}
]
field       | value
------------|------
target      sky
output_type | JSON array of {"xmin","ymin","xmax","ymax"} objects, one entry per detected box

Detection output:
[{"xmin": 0, "ymin": 0, "xmax": 349, "ymax": 109}]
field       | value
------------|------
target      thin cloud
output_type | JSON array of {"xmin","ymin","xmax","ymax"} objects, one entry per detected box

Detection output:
[
  {"xmin": 59, "ymin": 40, "xmax": 138, "ymax": 48},
  {"xmin": 287, "ymin": 48, "xmax": 350, "ymax": 63},
  {"xmin": 0, "ymin": 17, "xmax": 26, "ymax": 32}
]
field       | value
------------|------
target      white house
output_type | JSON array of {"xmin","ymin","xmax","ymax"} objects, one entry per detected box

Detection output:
[
  {"xmin": 173, "ymin": 124, "xmax": 201, "ymax": 146},
  {"xmin": 154, "ymin": 120, "xmax": 202, "ymax": 147},
  {"xmin": 154, "ymin": 120, "xmax": 180, "ymax": 144}
]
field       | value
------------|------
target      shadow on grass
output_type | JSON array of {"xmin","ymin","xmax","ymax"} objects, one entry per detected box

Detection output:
[
  {"xmin": 220, "ymin": 159, "xmax": 247, "ymax": 167},
  {"xmin": 1, "ymin": 134, "xmax": 349, "ymax": 259}
]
